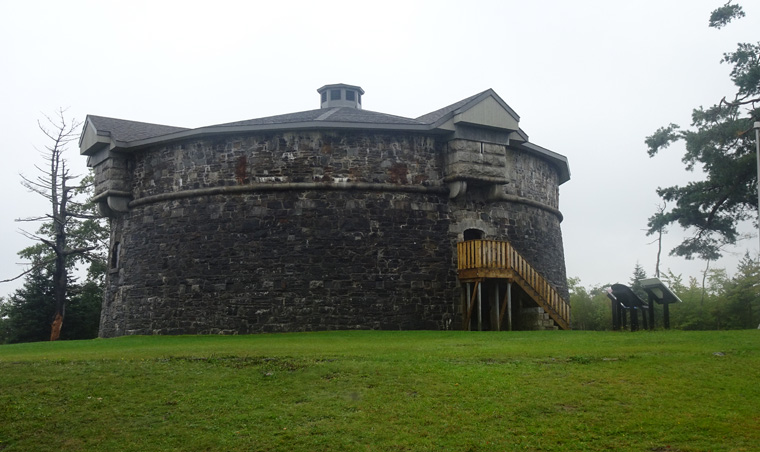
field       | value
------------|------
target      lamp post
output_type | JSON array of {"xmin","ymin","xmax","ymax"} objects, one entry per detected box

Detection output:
[
  {"xmin": 756, "ymin": 121, "xmax": 760, "ymax": 253},
  {"xmin": 756, "ymin": 122, "xmax": 760, "ymax": 330}
]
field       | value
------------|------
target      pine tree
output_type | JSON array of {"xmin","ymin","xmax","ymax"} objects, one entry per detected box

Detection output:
[
  {"xmin": 629, "ymin": 262, "xmax": 648, "ymax": 301},
  {"xmin": 724, "ymin": 253, "xmax": 760, "ymax": 328},
  {"xmin": 646, "ymin": 2, "xmax": 759, "ymax": 260}
]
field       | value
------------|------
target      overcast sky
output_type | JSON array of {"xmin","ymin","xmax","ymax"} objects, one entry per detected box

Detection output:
[{"xmin": 1, "ymin": 0, "xmax": 758, "ymax": 299}]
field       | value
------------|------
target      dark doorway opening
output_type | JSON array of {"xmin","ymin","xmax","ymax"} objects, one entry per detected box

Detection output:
[{"xmin": 463, "ymin": 228, "xmax": 484, "ymax": 241}]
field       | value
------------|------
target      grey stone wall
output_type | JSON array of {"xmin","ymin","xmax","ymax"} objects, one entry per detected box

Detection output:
[
  {"xmin": 131, "ymin": 132, "xmax": 442, "ymax": 198},
  {"xmin": 446, "ymin": 144, "xmax": 567, "ymax": 298},
  {"xmin": 102, "ymin": 190, "xmax": 456, "ymax": 336},
  {"xmin": 504, "ymin": 147, "xmax": 560, "ymax": 208},
  {"xmin": 448, "ymin": 189, "xmax": 568, "ymax": 299},
  {"xmin": 92, "ymin": 154, "xmax": 131, "ymax": 197},
  {"xmin": 98, "ymin": 129, "xmax": 568, "ymax": 336},
  {"xmin": 444, "ymin": 139, "xmax": 508, "ymax": 181}
]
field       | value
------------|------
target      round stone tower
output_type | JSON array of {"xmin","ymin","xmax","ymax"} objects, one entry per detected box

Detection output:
[{"xmin": 80, "ymin": 84, "xmax": 570, "ymax": 336}]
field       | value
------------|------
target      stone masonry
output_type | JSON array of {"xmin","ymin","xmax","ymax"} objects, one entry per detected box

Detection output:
[{"xmin": 82, "ymin": 84, "xmax": 571, "ymax": 336}]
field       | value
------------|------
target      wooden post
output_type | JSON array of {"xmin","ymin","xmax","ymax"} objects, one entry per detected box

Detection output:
[
  {"xmin": 630, "ymin": 307, "xmax": 639, "ymax": 332},
  {"xmin": 663, "ymin": 303, "xmax": 671, "ymax": 329},
  {"xmin": 611, "ymin": 298, "xmax": 619, "ymax": 330},
  {"xmin": 621, "ymin": 307, "xmax": 627, "ymax": 330},
  {"xmin": 506, "ymin": 282, "xmax": 512, "ymax": 331},
  {"xmin": 493, "ymin": 283, "xmax": 500, "ymax": 331},
  {"xmin": 465, "ymin": 283, "xmax": 471, "ymax": 331},
  {"xmin": 641, "ymin": 307, "xmax": 649, "ymax": 330},
  {"xmin": 466, "ymin": 281, "xmax": 480, "ymax": 331},
  {"xmin": 477, "ymin": 281, "xmax": 482, "ymax": 331},
  {"xmin": 648, "ymin": 298, "xmax": 655, "ymax": 329},
  {"xmin": 498, "ymin": 283, "xmax": 508, "ymax": 329}
]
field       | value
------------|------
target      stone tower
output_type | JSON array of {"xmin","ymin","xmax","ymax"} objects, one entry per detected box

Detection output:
[{"xmin": 80, "ymin": 84, "xmax": 570, "ymax": 336}]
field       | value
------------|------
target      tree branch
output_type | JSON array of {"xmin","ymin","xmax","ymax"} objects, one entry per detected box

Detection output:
[{"xmin": 0, "ymin": 257, "xmax": 56, "ymax": 283}]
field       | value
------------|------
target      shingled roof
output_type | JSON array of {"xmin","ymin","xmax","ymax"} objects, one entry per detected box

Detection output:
[
  {"xmin": 80, "ymin": 88, "xmax": 519, "ymax": 149},
  {"xmin": 79, "ymin": 85, "xmax": 569, "ymax": 183},
  {"xmin": 214, "ymin": 107, "xmax": 426, "ymax": 128},
  {"xmin": 83, "ymin": 115, "xmax": 189, "ymax": 144}
]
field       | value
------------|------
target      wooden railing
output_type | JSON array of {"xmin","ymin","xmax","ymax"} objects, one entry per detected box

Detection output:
[{"xmin": 457, "ymin": 240, "xmax": 570, "ymax": 330}]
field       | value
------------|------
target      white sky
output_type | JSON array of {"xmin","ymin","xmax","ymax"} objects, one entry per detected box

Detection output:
[{"xmin": 1, "ymin": 0, "xmax": 758, "ymax": 299}]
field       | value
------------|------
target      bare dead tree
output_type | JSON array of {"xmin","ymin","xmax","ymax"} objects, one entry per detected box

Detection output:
[
  {"xmin": 646, "ymin": 202, "xmax": 667, "ymax": 279},
  {"xmin": 5, "ymin": 109, "xmax": 104, "ymax": 341}
]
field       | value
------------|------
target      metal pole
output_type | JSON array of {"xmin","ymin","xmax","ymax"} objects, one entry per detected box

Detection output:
[
  {"xmin": 756, "ymin": 122, "xmax": 760, "ymax": 330},
  {"xmin": 755, "ymin": 122, "xmax": 760, "ymax": 253}
]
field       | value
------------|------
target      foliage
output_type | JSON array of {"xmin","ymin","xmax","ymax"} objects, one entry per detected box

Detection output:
[
  {"xmin": 61, "ymin": 279, "xmax": 103, "ymax": 340},
  {"xmin": 650, "ymin": 257, "xmax": 759, "ymax": 330},
  {"xmin": 722, "ymin": 252, "xmax": 760, "ymax": 328},
  {"xmin": 662, "ymin": 271, "xmax": 723, "ymax": 330},
  {"xmin": 0, "ymin": 262, "xmax": 102, "ymax": 344},
  {"xmin": 628, "ymin": 262, "xmax": 648, "ymax": 301},
  {"xmin": 645, "ymin": 2, "xmax": 760, "ymax": 260},
  {"xmin": 709, "ymin": 1, "xmax": 746, "ymax": 29},
  {"xmin": 571, "ymin": 252, "xmax": 759, "ymax": 331},
  {"xmin": 0, "ymin": 265, "xmax": 55, "ymax": 344},
  {"xmin": 569, "ymin": 277, "xmax": 610, "ymax": 330},
  {"xmin": 1, "ymin": 331, "xmax": 759, "ymax": 451}
]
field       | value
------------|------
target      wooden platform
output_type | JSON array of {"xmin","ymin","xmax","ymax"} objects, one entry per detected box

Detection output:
[{"xmin": 457, "ymin": 240, "xmax": 570, "ymax": 330}]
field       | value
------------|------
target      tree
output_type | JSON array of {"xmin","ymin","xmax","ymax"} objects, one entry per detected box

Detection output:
[
  {"xmin": 2, "ymin": 110, "xmax": 108, "ymax": 341},
  {"xmin": 723, "ymin": 252, "xmax": 760, "ymax": 328},
  {"xmin": 0, "ymin": 297, "xmax": 11, "ymax": 343},
  {"xmin": 0, "ymin": 255, "xmax": 103, "ymax": 344},
  {"xmin": 647, "ymin": 202, "xmax": 667, "ymax": 278},
  {"xmin": 569, "ymin": 277, "xmax": 612, "ymax": 331},
  {"xmin": 1, "ymin": 262, "xmax": 56, "ymax": 343},
  {"xmin": 645, "ymin": 2, "xmax": 759, "ymax": 261},
  {"xmin": 629, "ymin": 262, "xmax": 648, "ymax": 301}
]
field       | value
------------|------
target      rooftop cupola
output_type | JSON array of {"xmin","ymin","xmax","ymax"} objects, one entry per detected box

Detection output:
[{"xmin": 317, "ymin": 83, "xmax": 364, "ymax": 109}]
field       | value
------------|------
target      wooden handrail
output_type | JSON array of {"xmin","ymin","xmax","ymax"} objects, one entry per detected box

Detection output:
[{"xmin": 457, "ymin": 240, "xmax": 570, "ymax": 329}]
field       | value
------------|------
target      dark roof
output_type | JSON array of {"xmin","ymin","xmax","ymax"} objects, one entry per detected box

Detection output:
[
  {"xmin": 213, "ymin": 107, "xmax": 425, "ymax": 128},
  {"xmin": 415, "ymin": 91, "xmax": 486, "ymax": 125},
  {"xmin": 84, "ymin": 89, "xmax": 525, "ymax": 145},
  {"xmin": 80, "ymin": 89, "xmax": 568, "ymax": 184},
  {"xmin": 86, "ymin": 115, "xmax": 189, "ymax": 143}
]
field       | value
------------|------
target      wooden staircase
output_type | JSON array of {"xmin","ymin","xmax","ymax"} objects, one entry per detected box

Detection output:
[{"xmin": 457, "ymin": 240, "xmax": 570, "ymax": 330}]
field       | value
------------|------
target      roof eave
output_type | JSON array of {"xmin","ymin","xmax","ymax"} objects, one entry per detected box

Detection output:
[
  {"xmin": 79, "ymin": 116, "xmax": 116, "ymax": 156},
  {"xmin": 426, "ymin": 89, "xmax": 521, "ymax": 130},
  {"xmin": 110, "ymin": 121, "xmax": 448, "ymax": 151},
  {"xmin": 517, "ymin": 142, "xmax": 571, "ymax": 185}
]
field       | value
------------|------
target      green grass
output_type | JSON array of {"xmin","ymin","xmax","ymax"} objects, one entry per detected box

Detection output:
[{"xmin": 1, "ymin": 330, "xmax": 758, "ymax": 451}]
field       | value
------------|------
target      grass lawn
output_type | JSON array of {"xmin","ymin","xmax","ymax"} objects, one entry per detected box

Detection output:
[{"xmin": 1, "ymin": 330, "xmax": 758, "ymax": 451}]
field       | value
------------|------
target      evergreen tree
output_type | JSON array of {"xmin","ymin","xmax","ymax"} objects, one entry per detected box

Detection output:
[
  {"xmin": 1, "ymin": 247, "xmax": 104, "ymax": 343},
  {"xmin": 0, "ymin": 297, "xmax": 11, "ymax": 344},
  {"xmin": 2, "ymin": 264, "xmax": 56, "ymax": 343},
  {"xmin": 645, "ymin": 2, "xmax": 759, "ymax": 261},
  {"xmin": 723, "ymin": 253, "xmax": 760, "ymax": 328},
  {"xmin": 629, "ymin": 262, "xmax": 648, "ymax": 301}
]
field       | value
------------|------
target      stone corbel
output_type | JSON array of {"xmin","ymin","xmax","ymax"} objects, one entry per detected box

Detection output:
[
  {"xmin": 93, "ymin": 190, "xmax": 132, "ymax": 218},
  {"xmin": 448, "ymin": 180, "xmax": 467, "ymax": 199}
]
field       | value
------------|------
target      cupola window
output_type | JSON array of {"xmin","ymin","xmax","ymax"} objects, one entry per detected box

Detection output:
[{"xmin": 317, "ymin": 83, "xmax": 365, "ymax": 109}]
